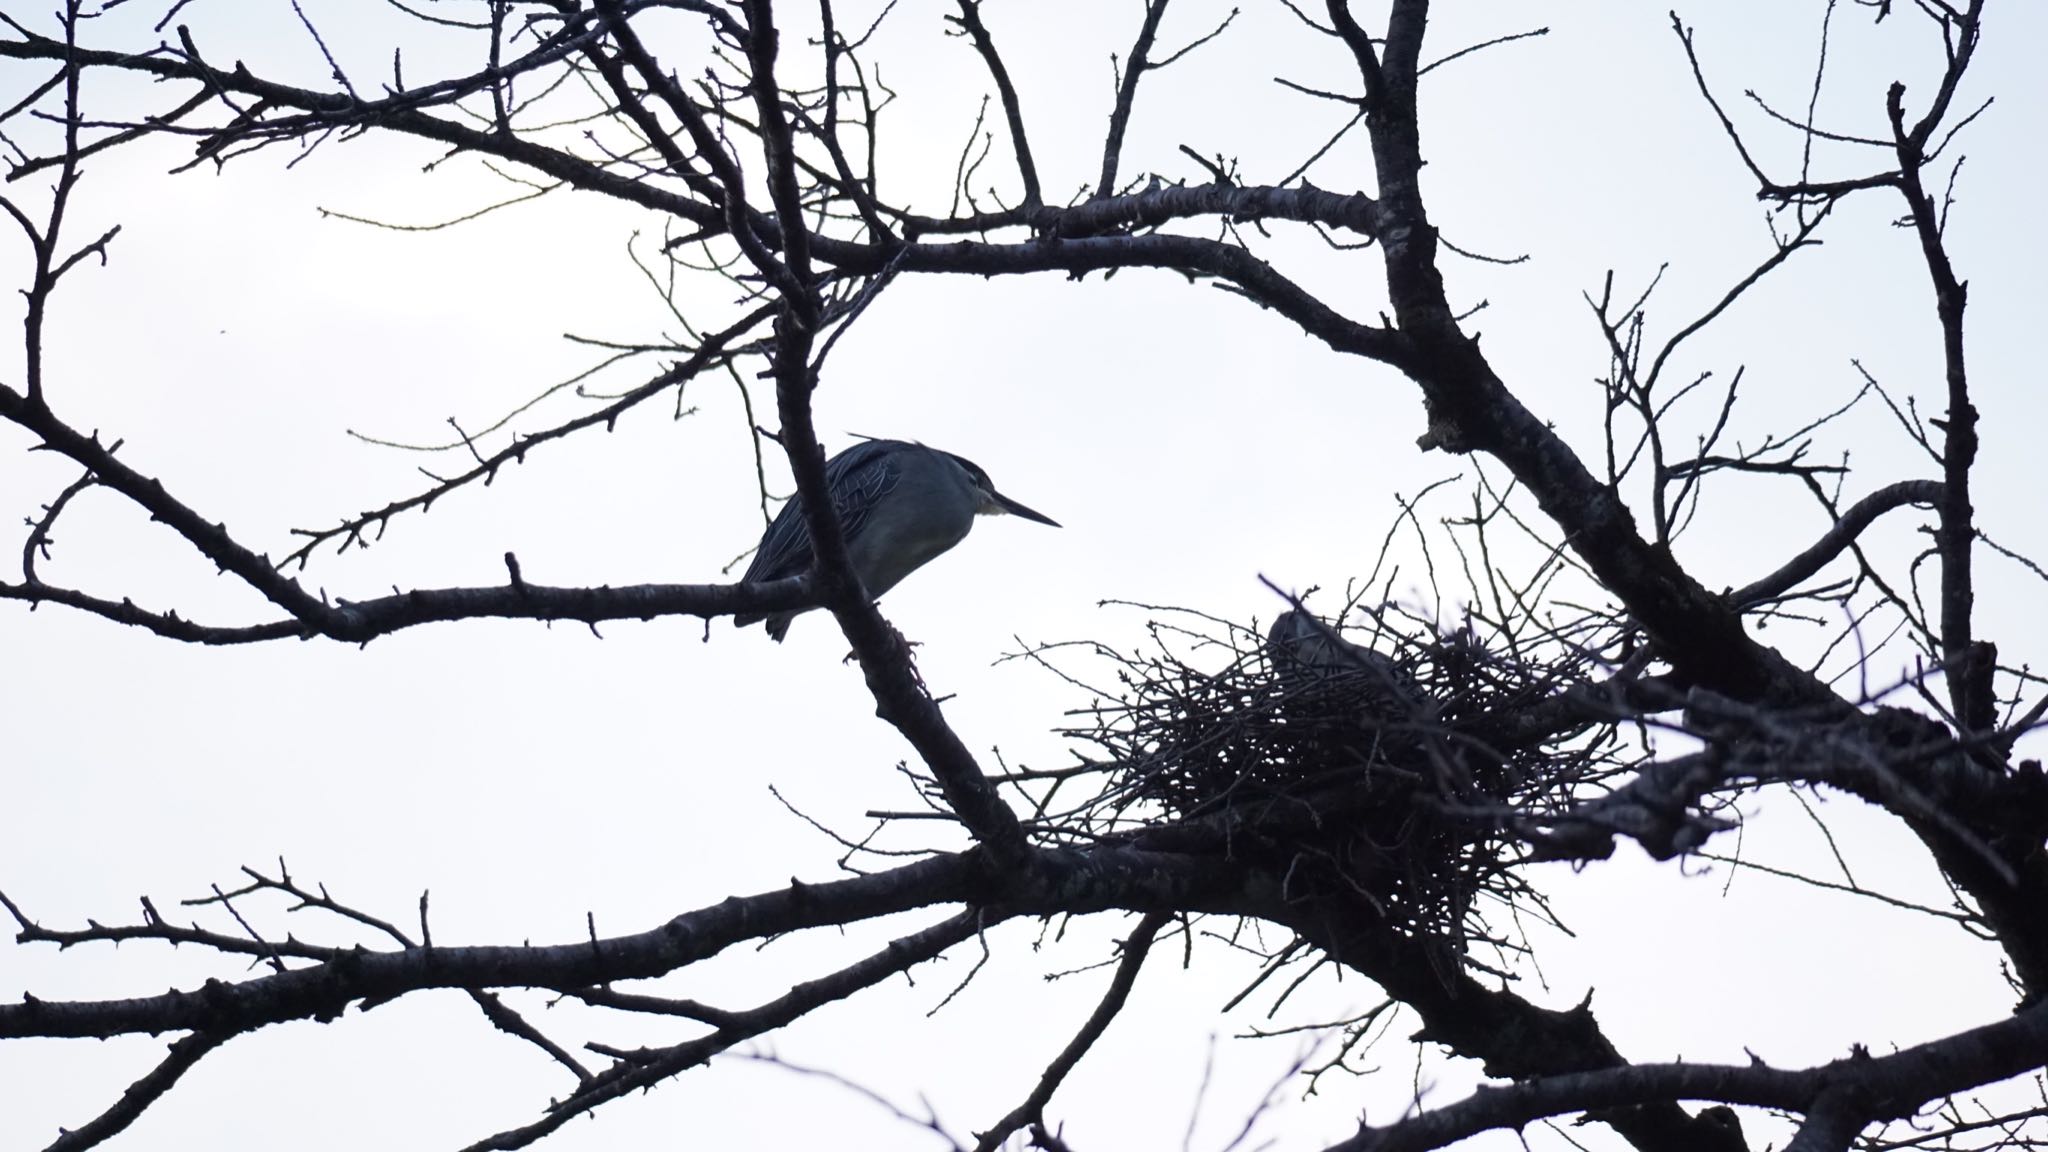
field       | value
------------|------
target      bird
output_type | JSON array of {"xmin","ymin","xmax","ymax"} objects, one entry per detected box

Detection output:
[
  {"xmin": 735, "ymin": 438, "xmax": 1061, "ymax": 641},
  {"xmin": 1265, "ymin": 609, "xmax": 1420, "ymax": 720}
]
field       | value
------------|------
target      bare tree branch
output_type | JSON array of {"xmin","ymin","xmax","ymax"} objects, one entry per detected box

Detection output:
[
  {"xmin": 974, "ymin": 912, "xmax": 1169, "ymax": 1151},
  {"xmin": 1327, "ymin": 993, "xmax": 2048, "ymax": 1152}
]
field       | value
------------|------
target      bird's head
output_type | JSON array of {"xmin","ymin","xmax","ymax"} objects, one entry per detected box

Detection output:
[{"xmin": 946, "ymin": 452, "xmax": 1061, "ymax": 527}]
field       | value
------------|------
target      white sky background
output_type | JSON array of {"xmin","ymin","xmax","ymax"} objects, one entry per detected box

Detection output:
[{"xmin": 3, "ymin": 1, "xmax": 2046, "ymax": 1149}]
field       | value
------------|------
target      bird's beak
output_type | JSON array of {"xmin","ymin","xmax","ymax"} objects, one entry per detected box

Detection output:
[{"xmin": 991, "ymin": 490, "xmax": 1061, "ymax": 527}]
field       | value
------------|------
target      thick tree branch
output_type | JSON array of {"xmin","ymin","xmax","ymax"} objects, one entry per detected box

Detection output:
[
  {"xmin": 1, "ymin": 855, "xmax": 978, "ymax": 1039},
  {"xmin": 697, "ymin": 1, "xmax": 1028, "ymax": 864},
  {"xmin": 1, "ymin": 846, "xmax": 1278, "ymax": 1042},
  {"xmin": 1344, "ymin": 2, "xmax": 1833, "ymax": 714},
  {"xmin": 0, "ymin": 570, "xmax": 814, "ymax": 645},
  {"xmin": 1732, "ymin": 481, "xmax": 1944, "ymax": 608},
  {"xmin": 1325, "ymin": 993, "xmax": 2048, "ymax": 1152},
  {"xmin": 1290, "ymin": 910, "xmax": 1750, "ymax": 1152}
]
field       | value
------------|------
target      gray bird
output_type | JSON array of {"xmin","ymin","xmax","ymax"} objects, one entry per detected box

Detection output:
[
  {"xmin": 736, "ymin": 439, "xmax": 1061, "ymax": 640},
  {"xmin": 1266, "ymin": 609, "xmax": 1420, "ymax": 718}
]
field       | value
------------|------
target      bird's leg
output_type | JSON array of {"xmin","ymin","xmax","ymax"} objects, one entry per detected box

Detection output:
[
  {"xmin": 894, "ymin": 625, "xmax": 929, "ymax": 692},
  {"xmin": 842, "ymin": 621, "xmax": 927, "ymax": 691}
]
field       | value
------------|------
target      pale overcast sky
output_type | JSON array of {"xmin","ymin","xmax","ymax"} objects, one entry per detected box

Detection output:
[{"xmin": 4, "ymin": 2, "xmax": 2046, "ymax": 1149}]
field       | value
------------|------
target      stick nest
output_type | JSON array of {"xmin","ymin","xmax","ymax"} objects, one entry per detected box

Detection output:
[{"xmin": 1035, "ymin": 607, "xmax": 1636, "ymax": 972}]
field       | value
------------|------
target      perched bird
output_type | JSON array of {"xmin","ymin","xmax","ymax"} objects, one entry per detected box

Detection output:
[
  {"xmin": 736, "ymin": 439, "xmax": 1061, "ymax": 641},
  {"xmin": 1266, "ymin": 609, "xmax": 1420, "ymax": 719}
]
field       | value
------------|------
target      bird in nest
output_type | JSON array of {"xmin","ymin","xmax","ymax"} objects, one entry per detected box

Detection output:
[{"xmin": 1266, "ymin": 609, "xmax": 1422, "ymax": 720}]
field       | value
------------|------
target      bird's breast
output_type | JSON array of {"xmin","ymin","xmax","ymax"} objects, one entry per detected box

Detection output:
[{"xmin": 849, "ymin": 500, "xmax": 976, "ymax": 598}]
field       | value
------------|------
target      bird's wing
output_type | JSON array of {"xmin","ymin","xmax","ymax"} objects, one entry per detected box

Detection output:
[
  {"xmin": 825, "ymin": 441, "xmax": 902, "ymax": 544},
  {"xmin": 740, "ymin": 441, "xmax": 905, "ymax": 583}
]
